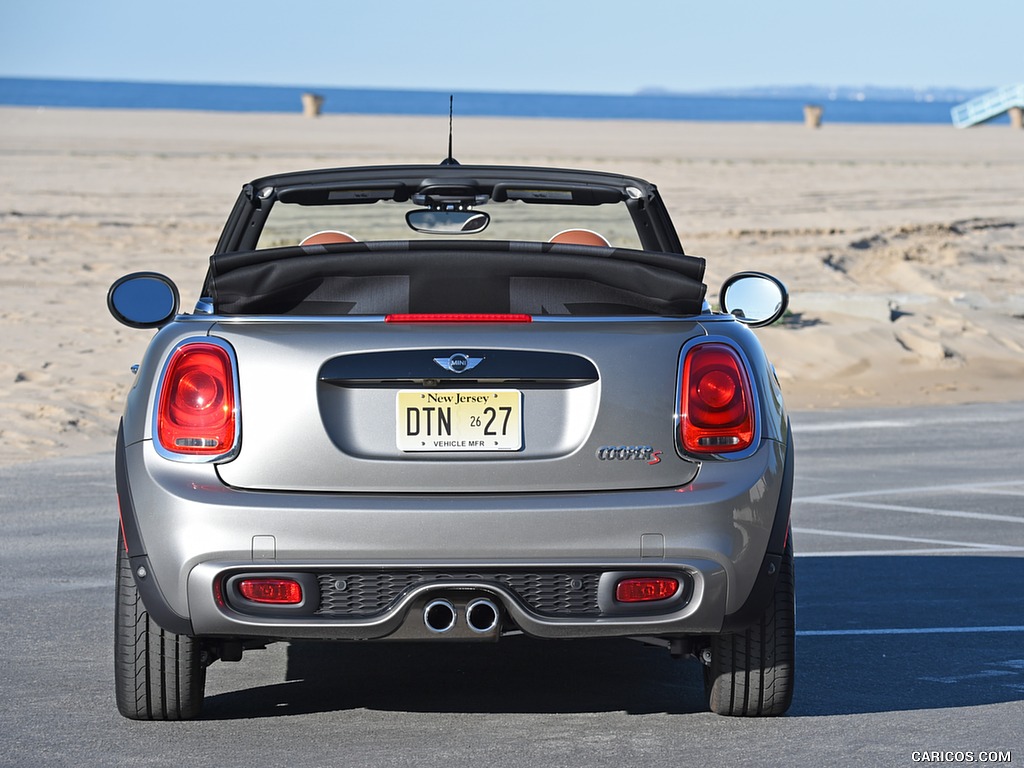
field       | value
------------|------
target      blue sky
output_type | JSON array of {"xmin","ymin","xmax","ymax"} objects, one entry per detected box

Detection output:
[{"xmin": 1, "ymin": 0, "xmax": 1020, "ymax": 94}]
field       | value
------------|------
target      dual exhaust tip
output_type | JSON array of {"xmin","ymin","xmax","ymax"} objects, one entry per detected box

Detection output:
[{"xmin": 423, "ymin": 597, "xmax": 500, "ymax": 635}]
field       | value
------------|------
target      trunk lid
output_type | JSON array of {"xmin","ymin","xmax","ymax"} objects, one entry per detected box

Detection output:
[{"xmin": 212, "ymin": 319, "xmax": 704, "ymax": 493}]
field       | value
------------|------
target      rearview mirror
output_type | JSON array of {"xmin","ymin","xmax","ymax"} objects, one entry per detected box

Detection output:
[
  {"xmin": 406, "ymin": 209, "xmax": 490, "ymax": 235},
  {"xmin": 719, "ymin": 272, "xmax": 788, "ymax": 328},
  {"xmin": 107, "ymin": 272, "xmax": 180, "ymax": 329}
]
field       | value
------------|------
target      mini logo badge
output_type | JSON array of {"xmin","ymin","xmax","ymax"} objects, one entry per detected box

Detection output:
[{"xmin": 434, "ymin": 353, "xmax": 484, "ymax": 374}]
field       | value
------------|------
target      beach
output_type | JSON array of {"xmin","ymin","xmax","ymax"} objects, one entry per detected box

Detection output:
[{"xmin": 1, "ymin": 106, "xmax": 1022, "ymax": 466}]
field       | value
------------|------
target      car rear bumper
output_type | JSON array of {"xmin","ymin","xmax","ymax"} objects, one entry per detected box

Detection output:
[{"xmin": 117, "ymin": 426, "xmax": 791, "ymax": 641}]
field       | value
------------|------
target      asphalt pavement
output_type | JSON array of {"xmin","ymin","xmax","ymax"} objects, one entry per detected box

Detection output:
[{"xmin": 1, "ymin": 402, "xmax": 1022, "ymax": 767}]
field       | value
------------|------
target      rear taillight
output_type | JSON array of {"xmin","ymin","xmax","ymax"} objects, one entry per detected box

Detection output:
[
  {"xmin": 679, "ymin": 342, "xmax": 754, "ymax": 453},
  {"xmin": 156, "ymin": 341, "xmax": 238, "ymax": 458}
]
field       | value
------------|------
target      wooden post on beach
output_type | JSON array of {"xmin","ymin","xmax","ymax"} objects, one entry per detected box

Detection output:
[
  {"xmin": 803, "ymin": 104, "xmax": 823, "ymax": 129},
  {"xmin": 1010, "ymin": 107, "xmax": 1023, "ymax": 130},
  {"xmin": 301, "ymin": 92, "xmax": 324, "ymax": 118}
]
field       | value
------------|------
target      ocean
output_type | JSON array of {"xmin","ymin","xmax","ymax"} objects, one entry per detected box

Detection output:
[{"xmin": 0, "ymin": 76, "xmax": 982, "ymax": 125}]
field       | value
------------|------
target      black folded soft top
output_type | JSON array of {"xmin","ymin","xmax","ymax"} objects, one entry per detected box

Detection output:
[{"xmin": 207, "ymin": 240, "xmax": 706, "ymax": 317}]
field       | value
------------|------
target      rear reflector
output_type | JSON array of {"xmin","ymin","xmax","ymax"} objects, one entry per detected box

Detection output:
[
  {"xmin": 615, "ymin": 577, "xmax": 679, "ymax": 603},
  {"xmin": 237, "ymin": 578, "xmax": 303, "ymax": 605},
  {"xmin": 385, "ymin": 313, "xmax": 532, "ymax": 323}
]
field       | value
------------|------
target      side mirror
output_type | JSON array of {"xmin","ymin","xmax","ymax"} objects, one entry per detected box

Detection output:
[
  {"xmin": 405, "ymin": 209, "xmax": 490, "ymax": 235},
  {"xmin": 107, "ymin": 272, "xmax": 180, "ymax": 329},
  {"xmin": 719, "ymin": 272, "xmax": 789, "ymax": 328}
]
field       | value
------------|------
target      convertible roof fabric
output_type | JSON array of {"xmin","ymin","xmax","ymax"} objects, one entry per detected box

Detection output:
[{"xmin": 207, "ymin": 240, "xmax": 706, "ymax": 317}]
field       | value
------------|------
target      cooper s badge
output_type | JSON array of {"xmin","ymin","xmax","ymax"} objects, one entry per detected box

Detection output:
[{"xmin": 596, "ymin": 445, "xmax": 662, "ymax": 465}]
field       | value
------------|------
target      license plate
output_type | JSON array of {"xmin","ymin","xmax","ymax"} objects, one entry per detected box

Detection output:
[{"xmin": 397, "ymin": 390, "xmax": 522, "ymax": 451}]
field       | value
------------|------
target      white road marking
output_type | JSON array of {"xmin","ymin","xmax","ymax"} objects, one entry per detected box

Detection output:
[
  {"xmin": 823, "ymin": 499, "xmax": 1024, "ymax": 525},
  {"xmin": 793, "ymin": 526, "xmax": 1016, "ymax": 550},
  {"xmin": 965, "ymin": 486, "xmax": 1024, "ymax": 498},
  {"xmin": 794, "ymin": 480, "xmax": 1024, "ymax": 528},
  {"xmin": 920, "ymin": 671, "xmax": 1017, "ymax": 684},
  {"xmin": 797, "ymin": 547, "xmax": 1024, "ymax": 556},
  {"xmin": 798, "ymin": 626, "xmax": 1024, "ymax": 637},
  {"xmin": 916, "ymin": 660, "xmax": 1023, "ymax": 687},
  {"xmin": 795, "ymin": 420, "xmax": 910, "ymax": 433},
  {"xmin": 794, "ymin": 411, "xmax": 1024, "ymax": 434},
  {"xmin": 795, "ymin": 480, "xmax": 1024, "ymax": 504}
]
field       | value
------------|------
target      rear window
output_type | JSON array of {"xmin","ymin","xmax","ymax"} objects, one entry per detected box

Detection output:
[{"xmin": 256, "ymin": 198, "xmax": 642, "ymax": 250}]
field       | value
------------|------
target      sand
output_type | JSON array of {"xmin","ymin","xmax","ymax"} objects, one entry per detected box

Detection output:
[{"xmin": 1, "ymin": 106, "xmax": 1022, "ymax": 466}]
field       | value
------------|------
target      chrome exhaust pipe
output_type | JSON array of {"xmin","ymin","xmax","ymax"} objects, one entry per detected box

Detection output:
[
  {"xmin": 465, "ymin": 598, "xmax": 500, "ymax": 634},
  {"xmin": 423, "ymin": 599, "xmax": 457, "ymax": 633}
]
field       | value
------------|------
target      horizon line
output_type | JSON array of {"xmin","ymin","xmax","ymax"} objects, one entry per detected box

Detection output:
[{"xmin": 0, "ymin": 74, "xmax": 996, "ymax": 100}]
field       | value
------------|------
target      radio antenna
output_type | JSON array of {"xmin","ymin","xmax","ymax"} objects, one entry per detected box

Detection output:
[{"xmin": 441, "ymin": 94, "xmax": 460, "ymax": 165}]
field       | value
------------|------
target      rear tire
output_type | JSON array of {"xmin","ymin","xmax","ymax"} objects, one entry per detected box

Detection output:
[
  {"xmin": 114, "ymin": 533, "xmax": 206, "ymax": 720},
  {"xmin": 704, "ymin": 532, "xmax": 794, "ymax": 716}
]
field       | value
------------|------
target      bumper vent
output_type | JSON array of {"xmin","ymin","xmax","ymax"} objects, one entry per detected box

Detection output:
[{"xmin": 317, "ymin": 571, "xmax": 601, "ymax": 618}]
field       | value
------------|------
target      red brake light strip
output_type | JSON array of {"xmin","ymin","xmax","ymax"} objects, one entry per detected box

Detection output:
[{"xmin": 385, "ymin": 313, "xmax": 532, "ymax": 323}]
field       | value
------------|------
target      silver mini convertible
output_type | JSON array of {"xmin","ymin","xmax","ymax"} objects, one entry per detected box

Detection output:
[{"xmin": 108, "ymin": 162, "xmax": 795, "ymax": 719}]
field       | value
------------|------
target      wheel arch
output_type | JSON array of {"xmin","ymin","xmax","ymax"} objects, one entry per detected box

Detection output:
[
  {"xmin": 116, "ymin": 420, "xmax": 195, "ymax": 636},
  {"xmin": 719, "ymin": 427, "xmax": 794, "ymax": 633}
]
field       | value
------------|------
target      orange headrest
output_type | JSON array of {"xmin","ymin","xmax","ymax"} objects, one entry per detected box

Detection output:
[
  {"xmin": 300, "ymin": 230, "xmax": 356, "ymax": 246},
  {"xmin": 549, "ymin": 229, "xmax": 610, "ymax": 247}
]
